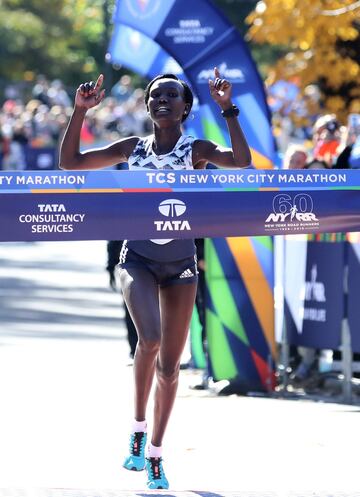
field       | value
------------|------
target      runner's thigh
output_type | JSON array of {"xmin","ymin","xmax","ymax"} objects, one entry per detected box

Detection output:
[
  {"xmin": 158, "ymin": 282, "xmax": 197, "ymax": 365},
  {"xmin": 120, "ymin": 266, "xmax": 160, "ymax": 342}
]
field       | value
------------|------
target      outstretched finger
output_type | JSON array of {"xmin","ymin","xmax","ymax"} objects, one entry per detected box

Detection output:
[
  {"xmin": 214, "ymin": 67, "xmax": 220, "ymax": 79},
  {"xmin": 95, "ymin": 89, "xmax": 106, "ymax": 104},
  {"xmin": 95, "ymin": 74, "xmax": 104, "ymax": 91},
  {"xmin": 208, "ymin": 79, "xmax": 216, "ymax": 95}
]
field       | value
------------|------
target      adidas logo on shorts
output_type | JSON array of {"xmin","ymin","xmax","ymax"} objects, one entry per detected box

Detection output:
[{"xmin": 179, "ymin": 268, "xmax": 194, "ymax": 279}]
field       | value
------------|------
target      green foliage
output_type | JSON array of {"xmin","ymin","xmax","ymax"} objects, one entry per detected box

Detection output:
[
  {"xmin": 0, "ymin": 0, "xmax": 111, "ymax": 88},
  {"xmin": 213, "ymin": 0, "xmax": 283, "ymax": 78}
]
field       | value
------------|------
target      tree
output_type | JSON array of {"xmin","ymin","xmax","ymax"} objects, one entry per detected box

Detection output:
[
  {"xmin": 246, "ymin": 0, "xmax": 360, "ymax": 121},
  {"xmin": 0, "ymin": 0, "xmax": 109, "ymax": 88},
  {"xmin": 213, "ymin": 0, "xmax": 286, "ymax": 76}
]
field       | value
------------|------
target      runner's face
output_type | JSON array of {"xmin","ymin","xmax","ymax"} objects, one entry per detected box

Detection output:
[{"xmin": 147, "ymin": 79, "xmax": 188, "ymax": 125}]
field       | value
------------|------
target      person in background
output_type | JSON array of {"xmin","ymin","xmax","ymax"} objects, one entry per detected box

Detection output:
[
  {"xmin": 334, "ymin": 113, "xmax": 360, "ymax": 169},
  {"xmin": 111, "ymin": 74, "xmax": 134, "ymax": 103},
  {"xmin": 305, "ymin": 159, "xmax": 328, "ymax": 170},
  {"xmin": 291, "ymin": 158, "xmax": 337, "ymax": 384},
  {"xmin": 283, "ymin": 143, "xmax": 308, "ymax": 169},
  {"xmin": 312, "ymin": 114, "xmax": 341, "ymax": 167},
  {"xmin": 188, "ymin": 238, "xmax": 209, "ymax": 389}
]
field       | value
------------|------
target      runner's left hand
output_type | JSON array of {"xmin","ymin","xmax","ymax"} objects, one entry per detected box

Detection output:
[{"xmin": 208, "ymin": 67, "xmax": 232, "ymax": 109}]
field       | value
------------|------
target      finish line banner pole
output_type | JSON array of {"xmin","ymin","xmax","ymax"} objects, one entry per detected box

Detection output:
[{"xmin": 0, "ymin": 169, "xmax": 359, "ymax": 242}]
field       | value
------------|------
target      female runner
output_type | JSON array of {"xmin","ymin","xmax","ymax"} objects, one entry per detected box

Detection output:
[{"xmin": 59, "ymin": 68, "xmax": 251, "ymax": 489}]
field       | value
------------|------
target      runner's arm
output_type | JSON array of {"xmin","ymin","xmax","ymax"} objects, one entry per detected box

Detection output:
[
  {"xmin": 59, "ymin": 74, "xmax": 138, "ymax": 170},
  {"xmin": 192, "ymin": 67, "xmax": 251, "ymax": 169}
]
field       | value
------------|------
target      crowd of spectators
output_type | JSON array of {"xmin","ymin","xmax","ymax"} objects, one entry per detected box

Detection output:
[
  {"xmin": 1, "ymin": 72, "xmax": 360, "ymax": 172},
  {"xmin": 282, "ymin": 112, "xmax": 360, "ymax": 171},
  {"xmin": 0, "ymin": 74, "xmax": 152, "ymax": 170},
  {"xmin": 268, "ymin": 77, "xmax": 360, "ymax": 170}
]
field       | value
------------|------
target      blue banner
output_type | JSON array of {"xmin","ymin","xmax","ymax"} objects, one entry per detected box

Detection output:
[
  {"xmin": 107, "ymin": 23, "xmax": 204, "ymax": 142},
  {"xmin": 1, "ymin": 169, "xmax": 360, "ymax": 242},
  {"xmin": 285, "ymin": 241, "xmax": 344, "ymax": 349},
  {"xmin": 108, "ymin": 23, "xmax": 183, "ymax": 80},
  {"xmin": 112, "ymin": 0, "xmax": 276, "ymax": 167},
  {"xmin": 348, "ymin": 243, "xmax": 360, "ymax": 353}
]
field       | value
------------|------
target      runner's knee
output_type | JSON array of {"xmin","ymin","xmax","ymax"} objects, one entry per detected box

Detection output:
[
  {"xmin": 156, "ymin": 359, "xmax": 180, "ymax": 383},
  {"xmin": 137, "ymin": 337, "xmax": 160, "ymax": 355}
]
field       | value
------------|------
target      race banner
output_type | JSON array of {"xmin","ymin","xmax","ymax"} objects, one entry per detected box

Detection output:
[
  {"xmin": 1, "ymin": 169, "xmax": 360, "ymax": 242},
  {"xmin": 284, "ymin": 240, "xmax": 344, "ymax": 350},
  {"xmin": 348, "ymin": 243, "xmax": 360, "ymax": 353}
]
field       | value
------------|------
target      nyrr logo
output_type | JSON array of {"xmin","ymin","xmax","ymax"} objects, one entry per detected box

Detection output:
[
  {"xmin": 265, "ymin": 193, "xmax": 319, "ymax": 232},
  {"xmin": 125, "ymin": 0, "xmax": 160, "ymax": 18},
  {"xmin": 154, "ymin": 199, "xmax": 191, "ymax": 232}
]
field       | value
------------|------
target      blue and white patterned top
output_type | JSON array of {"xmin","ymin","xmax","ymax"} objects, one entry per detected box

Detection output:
[{"xmin": 128, "ymin": 135, "xmax": 195, "ymax": 171}]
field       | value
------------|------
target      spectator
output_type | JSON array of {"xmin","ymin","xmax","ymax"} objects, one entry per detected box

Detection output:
[
  {"xmin": 305, "ymin": 159, "xmax": 328, "ymax": 170},
  {"xmin": 290, "ymin": 158, "xmax": 335, "ymax": 384},
  {"xmin": 32, "ymin": 75, "xmax": 51, "ymax": 106},
  {"xmin": 334, "ymin": 114, "xmax": 360, "ymax": 169},
  {"xmin": 312, "ymin": 114, "xmax": 341, "ymax": 167},
  {"xmin": 0, "ymin": 124, "xmax": 26, "ymax": 170},
  {"xmin": 283, "ymin": 144, "xmax": 308, "ymax": 169},
  {"xmin": 111, "ymin": 74, "xmax": 134, "ymax": 102}
]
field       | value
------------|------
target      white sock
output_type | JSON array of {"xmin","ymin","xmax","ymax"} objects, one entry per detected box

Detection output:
[
  {"xmin": 148, "ymin": 442, "xmax": 163, "ymax": 458},
  {"xmin": 131, "ymin": 419, "xmax": 147, "ymax": 433}
]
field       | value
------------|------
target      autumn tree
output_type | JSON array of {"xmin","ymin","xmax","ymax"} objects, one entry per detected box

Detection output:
[{"xmin": 246, "ymin": 0, "xmax": 360, "ymax": 121}]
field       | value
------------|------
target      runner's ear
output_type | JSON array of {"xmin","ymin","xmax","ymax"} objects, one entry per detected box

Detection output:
[{"xmin": 183, "ymin": 103, "xmax": 190, "ymax": 116}]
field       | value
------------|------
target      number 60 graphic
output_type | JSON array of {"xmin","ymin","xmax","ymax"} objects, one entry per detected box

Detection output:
[{"xmin": 272, "ymin": 193, "xmax": 314, "ymax": 214}]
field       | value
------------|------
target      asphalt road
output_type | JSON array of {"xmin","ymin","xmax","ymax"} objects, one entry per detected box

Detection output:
[{"xmin": 0, "ymin": 241, "xmax": 359, "ymax": 497}]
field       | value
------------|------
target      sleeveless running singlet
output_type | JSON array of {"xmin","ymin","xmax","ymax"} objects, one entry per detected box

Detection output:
[{"xmin": 123, "ymin": 135, "xmax": 196, "ymax": 262}]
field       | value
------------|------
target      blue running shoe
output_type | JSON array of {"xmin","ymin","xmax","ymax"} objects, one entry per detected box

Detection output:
[
  {"xmin": 123, "ymin": 431, "xmax": 147, "ymax": 471},
  {"xmin": 145, "ymin": 456, "xmax": 169, "ymax": 489}
]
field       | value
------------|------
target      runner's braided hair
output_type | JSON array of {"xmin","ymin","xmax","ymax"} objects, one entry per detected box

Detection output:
[{"xmin": 144, "ymin": 74, "xmax": 193, "ymax": 122}]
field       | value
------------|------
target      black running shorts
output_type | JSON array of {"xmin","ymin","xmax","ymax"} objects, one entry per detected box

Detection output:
[{"xmin": 118, "ymin": 247, "xmax": 198, "ymax": 287}]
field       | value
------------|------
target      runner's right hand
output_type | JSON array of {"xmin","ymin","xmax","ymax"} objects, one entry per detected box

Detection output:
[{"xmin": 75, "ymin": 74, "xmax": 105, "ymax": 110}]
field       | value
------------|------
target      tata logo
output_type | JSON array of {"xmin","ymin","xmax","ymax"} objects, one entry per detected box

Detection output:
[
  {"xmin": 154, "ymin": 199, "xmax": 191, "ymax": 232},
  {"xmin": 38, "ymin": 204, "xmax": 66, "ymax": 212},
  {"xmin": 158, "ymin": 199, "xmax": 186, "ymax": 217},
  {"xmin": 125, "ymin": 0, "xmax": 161, "ymax": 18}
]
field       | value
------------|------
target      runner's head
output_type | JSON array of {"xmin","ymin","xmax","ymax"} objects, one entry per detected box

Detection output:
[{"xmin": 144, "ymin": 74, "xmax": 193, "ymax": 122}]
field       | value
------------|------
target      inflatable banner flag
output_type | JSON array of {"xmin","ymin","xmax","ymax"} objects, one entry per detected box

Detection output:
[
  {"xmin": 107, "ymin": 23, "xmax": 204, "ymax": 140},
  {"xmin": 112, "ymin": 0, "xmax": 276, "ymax": 168}
]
